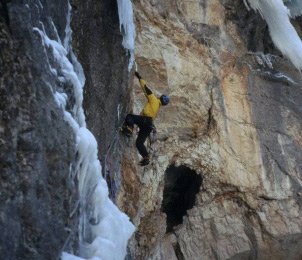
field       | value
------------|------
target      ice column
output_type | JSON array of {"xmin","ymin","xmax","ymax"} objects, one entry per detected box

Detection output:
[
  {"xmin": 117, "ymin": 0, "xmax": 136, "ymax": 71},
  {"xmin": 33, "ymin": 2, "xmax": 135, "ymax": 260},
  {"xmin": 247, "ymin": 0, "xmax": 302, "ymax": 70}
]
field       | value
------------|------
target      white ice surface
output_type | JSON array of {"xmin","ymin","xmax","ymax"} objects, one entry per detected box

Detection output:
[
  {"xmin": 117, "ymin": 0, "xmax": 136, "ymax": 71},
  {"xmin": 247, "ymin": 0, "xmax": 302, "ymax": 70},
  {"xmin": 33, "ymin": 2, "xmax": 135, "ymax": 260}
]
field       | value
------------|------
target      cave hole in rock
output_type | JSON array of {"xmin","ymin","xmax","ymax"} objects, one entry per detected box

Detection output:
[{"xmin": 161, "ymin": 164, "xmax": 202, "ymax": 232}]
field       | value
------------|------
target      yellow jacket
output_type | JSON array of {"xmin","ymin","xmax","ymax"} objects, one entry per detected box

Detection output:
[{"xmin": 139, "ymin": 79, "xmax": 161, "ymax": 119}]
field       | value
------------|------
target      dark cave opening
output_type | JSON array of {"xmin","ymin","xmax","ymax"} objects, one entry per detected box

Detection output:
[{"xmin": 161, "ymin": 165, "xmax": 202, "ymax": 232}]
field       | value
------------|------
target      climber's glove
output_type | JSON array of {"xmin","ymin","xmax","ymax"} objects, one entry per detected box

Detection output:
[{"xmin": 135, "ymin": 71, "xmax": 142, "ymax": 80}]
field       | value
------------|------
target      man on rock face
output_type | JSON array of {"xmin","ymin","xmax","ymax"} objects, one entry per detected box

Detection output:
[{"xmin": 121, "ymin": 71, "xmax": 170, "ymax": 166}]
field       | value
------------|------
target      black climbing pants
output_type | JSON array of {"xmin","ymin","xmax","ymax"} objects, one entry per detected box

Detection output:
[{"xmin": 125, "ymin": 114, "xmax": 153, "ymax": 158}]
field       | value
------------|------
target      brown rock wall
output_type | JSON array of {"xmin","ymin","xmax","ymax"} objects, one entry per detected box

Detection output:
[{"xmin": 118, "ymin": 0, "xmax": 302, "ymax": 259}]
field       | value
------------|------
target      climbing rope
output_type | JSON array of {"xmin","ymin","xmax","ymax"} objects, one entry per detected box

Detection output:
[{"xmin": 104, "ymin": 128, "xmax": 120, "ymax": 201}]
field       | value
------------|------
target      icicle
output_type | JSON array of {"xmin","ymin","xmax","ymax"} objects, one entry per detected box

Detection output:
[
  {"xmin": 256, "ymin": 53, "xmax": 273, "ymax": 69},
  {"xmin": 243, "ymin": 0, "xmax": 250, "ymax": 11},
  {"xmin": 64, "ymin": 3, "xmax": 72, "ymax": 52},
  {"xmin": 247, "ymin": 0, "xmax": 302, "ymax": 70},
  {"xmin": 116, "ymin": 0, "xmax": 136, "ymax": 71}
]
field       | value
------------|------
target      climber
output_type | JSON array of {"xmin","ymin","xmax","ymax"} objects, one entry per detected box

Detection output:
[{"xmin": 121, "ymin": 71, "xmax": 170, "ymax": 166}]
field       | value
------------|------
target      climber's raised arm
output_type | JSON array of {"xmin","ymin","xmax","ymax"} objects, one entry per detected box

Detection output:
[{"xmin": 135, "ymin": 71, "xmax": 153, "ymax": 97}]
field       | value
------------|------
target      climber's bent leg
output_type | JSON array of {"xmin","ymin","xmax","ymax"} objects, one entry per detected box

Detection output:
[
  {"xmin": 136, "ymin": 125, "xmax": 152, "ymax": 166},
  {"xmin": 121, "ymin": 114, "xmax": 139, "ymax": 136}
]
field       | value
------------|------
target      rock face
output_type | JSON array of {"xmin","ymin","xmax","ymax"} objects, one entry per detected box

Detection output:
[
  {"xmin": 1, "ymin": 0, "xmax": 302, "ymax": 259},
  {"xmin": 117, "ymin": 0, "xmax": 302, "ymax": 259},
  {"xmin": 0, "ymin": 0, "xmax": 133, "ymax": 258},
  {"xmin": 71, "ymin": 0, "xmax": 131, "ymax": 173},
  {"xmin": 0, "ymin": 1, "xmax": 76, "ymax": 259}
]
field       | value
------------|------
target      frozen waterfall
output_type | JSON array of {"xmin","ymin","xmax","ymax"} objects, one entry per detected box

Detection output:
[
  {"xmin": 34, "ymin": 1, "xmax": 135, "ymax": 260},
  {"xmin": 117, "ymin": 0, "xmax": 136, "ymax": 71},
  {"xmin": 246, "ymin": 0, "xmax": 302, "ymax": 70}
]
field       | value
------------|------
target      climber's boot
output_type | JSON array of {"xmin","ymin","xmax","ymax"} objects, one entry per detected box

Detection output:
[
  {"xmin": 120, "ymin": 125, "xmax": 133, "ymax": 137},
  {"xmin": 139, "ymin": 156, "xmax": 150, "ymax": 166}
]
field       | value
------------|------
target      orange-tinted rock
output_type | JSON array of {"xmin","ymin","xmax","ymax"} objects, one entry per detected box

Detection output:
[{"xmin": 118, "ymin": 0, "xmax": 302, "ymax": 259}]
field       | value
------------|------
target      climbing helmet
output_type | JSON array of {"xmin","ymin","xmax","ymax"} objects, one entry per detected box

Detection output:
[{"xmin": 160, "ymin": 94, "xmax": 170, "ymax": 106}]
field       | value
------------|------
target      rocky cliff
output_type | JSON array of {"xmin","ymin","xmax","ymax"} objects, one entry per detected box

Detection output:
[
  {"xmin": 71, "ymin": 0, "xmax": 131, "ymax": 173},
  {"xmin": 0, "ymin": 1, "xmax": 76, "ymax": 259},
  {"xmin": 1, "ymin": 0, "xmax": 302, "ymax": 259},
  {"xmin": 117, "ymin": 0, "xmax": 302, "ymax": 259},
  {"xmin": 0, "ymin": 0, "xmax": 131, "ymax": 258}
]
